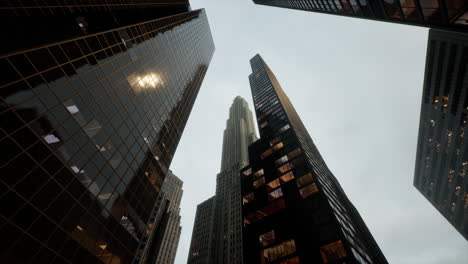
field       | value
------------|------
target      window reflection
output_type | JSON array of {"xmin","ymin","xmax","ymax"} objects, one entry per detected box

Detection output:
[
  {"xmin": 320, "ymin": 240, "xmax": 347, "ymax": 263},
  {"xmin": 262, "ymin": 239, "xmax": 296, "ymax": 263}
]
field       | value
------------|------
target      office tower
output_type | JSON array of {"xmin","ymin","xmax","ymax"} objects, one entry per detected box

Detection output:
[
  {"xmin": 149, "ymin": 171, "xmax": 183, "ymax": 264},
  {"xmin": 188, "ymin": 97, "xmax": 257, "ymax": 264},
  {"xmin": 252, "ymin": 0, "xmax": 468, "ymax": 31},
  {"xmin": 241, "ymin": 54, "xmax": 387, "ymax": 264},
  {"xmin": 187, "ymin": 197, "xmax": 216, "ymax": 264},
  {"xmin": 414, "ymin": 29, "xmax": 468, "ymax": 240},
  {"xmin": 0, "ymin": 1, "xmax": 215, "ymax": 263}
]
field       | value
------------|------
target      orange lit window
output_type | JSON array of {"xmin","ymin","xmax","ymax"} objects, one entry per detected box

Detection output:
[
  {"xmin": 270, "ymin": 136, "xmax": 281, "ymax": 146},
  {"xmin": 253, "ymin": 169, "xmax": 264, "ymax": 179},
  {"xmin": 262, "ymin": 239, "xmax": 296, "ymax": 262},
  {"xmin": 261, "ymin": 149, "xmax": 273, "ymax": 159},
  {"xmin": 244, "ymin": 199, "xmax": 286, "ymax": 225},
  {"xmin": 254, "ymin": 177, "xmax": 265, "ymax": 189},
  {"xmin": 272, "ymin": 142, "xmax": 284, "ymax": 151},
  {"xmin": 296, "ymin": 173, "xmax": 313, "ymax": 188},
  {"xmin": 277, "ymin": 163, "xmax": 293, "ymax": 174},
  {"xmin": 280, "ymin": 171, "xmax": 294, "ymax": 184},
  {"xmin": 320, "ymin": 240, "xmax": 347, "ymax": 263},
  {"xmin": 278, "ymin": 256, "xmax": 300, "ymax": 264},
  {"xmin": 266, "ymin": 178, "xmax": 281, "ymax": 191},
  {"xmin": 259, "ymin": 230, "xmax": 275, "ymax": 247},
  {"xmin": 299, "ymin": 183, "xmax": 319, "ymax": 198},
  {"xmin": 268, "ymin": 188, "xmax": 283, "ymax": 201},
  {"xmin": 243, "ymin": 192, "xmax": 254, "ymax": 205}
]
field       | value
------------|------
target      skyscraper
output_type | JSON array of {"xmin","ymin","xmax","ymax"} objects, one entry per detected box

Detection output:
[
  {"xmin": 0, "ymin": 1, "xmax": 214, "ymax": 263},
  {"xmin": 149, "ymin": 170, "xmax": 183, "ymax": 264},
  {"xmin": 187, "ymin": 197, "xmax": 216, "ymax": 264},
  {"xmin": 188, "ymin": 97, "xmax": 257, "ymax": 264},
  {"xmin": 241, "ymin": 54, "xmax": 387, "ymax": 264},
  {"xmin": 252, "ymin": 0, "xmax": 468, "ymax": 31},
  {"xmin": 414, "ymin": 29, "xmax": 468, "ymax": 240}
]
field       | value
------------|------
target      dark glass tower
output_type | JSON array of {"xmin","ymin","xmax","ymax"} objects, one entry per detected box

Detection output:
[
  {"xmin": 241, "ymin": 54, "xmax": 387, "ymax": 264},
  {"xmin": 187, "ymin": 197, "xmax": 216, "ymax": 264},
  {"xmin": 414, "ymin": 29, "xmax": 468, "ymax": 240},
  {"xmin": 252, "ymin": 0, "xmax": 468, "ymax": 31},
  {"xmin": 0, "ymin": 1, "xmax": 214, "ymax": 263}
]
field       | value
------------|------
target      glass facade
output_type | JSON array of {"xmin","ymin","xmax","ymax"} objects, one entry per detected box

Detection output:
[
  {"xmin": 241, "ymin": 55, "xmax": 387, "ymax": 263},
  {"xmin": 414, "ymin": 29, "xmax": 468, "ymax": 241},
  {"xmin": 0, "ymin": 2, "xmax": 214, "ymax": 263},
  {"xmin": 252, "ymin": 0, "xmax": 468, "ymax": 31}
]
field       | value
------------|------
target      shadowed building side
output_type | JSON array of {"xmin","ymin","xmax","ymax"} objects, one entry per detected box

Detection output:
[{"xmin": 241, "ymin": 54, "xmax": 387, "ymax": 264}]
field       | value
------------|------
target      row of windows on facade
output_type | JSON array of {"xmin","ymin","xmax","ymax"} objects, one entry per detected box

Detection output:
[{"xmin": 271, "ymin": 0, "xmax": 468, "ymax": 25}]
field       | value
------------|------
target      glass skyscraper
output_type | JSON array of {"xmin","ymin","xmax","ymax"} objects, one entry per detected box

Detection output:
[
  {"xmin": 414, "ymin": 29, "xmax": 468, "ymax": 241},
  {"xmin": 252, "ymin": 0, "xmax": 468, "ymax": 31},
  {"xmin": 0, "ymin": 1, "xmax": 214, "ymax": 263},
  {"xmin": 241, "ymin": 54, "xmax": 387, "ymax": 264}
]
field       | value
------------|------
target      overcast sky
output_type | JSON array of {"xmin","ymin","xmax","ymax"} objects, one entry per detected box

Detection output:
[{"xmin": 170, "ymin": 1, "xmax": 468, "ymax": 263}]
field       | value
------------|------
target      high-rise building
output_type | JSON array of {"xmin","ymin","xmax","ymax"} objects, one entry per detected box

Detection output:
[
  {"xmin": 187, "ymin": 96, "xmax": 257, "ymax": 264},
  {"xmin": 147, "ymin": 170, "xmax": 183, "ymax": 264},
  {"xmin": 414, "ymin": 29, "xmax": 468, "ymax": 240},
  {"xmin": 187, "ymin": 197, "xmax": 216, "ymax": 264},
  {"xmin": 241, "ymin": 54, "xmax": 387, "ymax": 264},
  {"xmin": 0, "ymin": 1, "xmax": 215, "ymax": 263},
  {"xmin": 252, "ymin": 0, "xmax": 468, "ymax": 31}
]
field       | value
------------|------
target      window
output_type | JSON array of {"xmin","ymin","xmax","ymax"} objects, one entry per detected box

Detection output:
[
  {"xmin": 243, "ymin": 192, "xmax": 254, "ymax": 205},
  {"xmin": 280, "ymin": 171, "xmax": 294, "ymax": 184},
  {"xmin": 261, "ymin": 148, "xmax": 273, "ymax": 160},
  {"xmin": 287, "ymin": 148, "xmax": 302, "ymax": 159},
  {"xmin": 254, "ymin": 177, "xmax": 265, "ymax": 189},
  {"xmin": 267, "ymin": 179, "xmax": 281, "ymax": 191},
  {"xmin": 272, "ymin": 142, "xmax": 284, "ymax": 151},
  {"xmin": 253, "ymin": 169, "xmax": 264, "ymax": 179},
  {"xmin": 277, "ymin": 124, "xmax": 290, "ymax": 134},
  {"xmin": 260, "ymin": 121, "xmax": 268, "ymax": 128},
  {"xmin": 277, "ymin": 163, "xmax": 293, "ymax": 174},
  {"xmin": 259, "ymin": 230, "xmax": 275, "ymax": 247},
  {"xmin": 320, "ymin": 240, "xmax": 347, "ymax": 263},
  {"xmin": 296, "ymin": 173, "xmax": 313, "ymax": 187},
  {"xmin": 277, "ymin": 256, "xmax": 300, "ymax": 264},
  {"xmin": 44, "ymin": 134, "xmax": 60, "ymax": 144},
  {"xmin": 262, "ymin": 239, "xmax": 296, "ymax": 263},
  {"xmin": 242, "ymin": 168, "xmax": 252, "ymax": 178},
  {"xmin": 275, "ymin": 155, "xmax": 289, "ymax": 166},
  {"xmin": 268, "ymin": 188, "xmax": 283, "ymax": 201},
  {"xmin": 299, "ymin": 183, "xmax": 319, "ymax": 198},
  {"xmin": 270, "ymin": 136, "xmax": 281, "ymax": 146}
]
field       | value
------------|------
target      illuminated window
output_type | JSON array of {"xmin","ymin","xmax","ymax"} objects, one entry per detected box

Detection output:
[
  {"xmin": 272, "ymin": 142, "xmax": 284, "ymax": 151},
  {"xmin": 253, "ymin": 169, "xmax": 264, "ymax": 179},
  {"xmin": 244, "ymin": 199, "xmax": 286, "ymax": 225},
  {"xmin": 254, "ymin": 177, "xmax": 265, "ymax": 189},
  {"xmin": 263, "ymin": 239, "xmax": 296, "ymax": 262},
  {"xmin": 261, "ymin": 149, "xmax": 273, "ymax": 159},
  {"xmin": 275, "ymin": 155, "xmax": 289, "ymax": 166},
  {"xmin": 280, "ymin": 171, "xmax": 294, "ymax": 184},
  {"xmin": 44, "ymin": 134, "xmax": 60, "ymax": 144},
  {"xmin": 296, "ymin": 173, "xmax": 313, "ymax": 188},
  {"xmin": 243, "ymin": 192, "xmax": 254, "ymax": 205},
  {"xmin": 242, "ymin": 168, "xmax": 252, "ymax": 177},
  {"xmin": 266, "ymin": 179, "xmax": 281, "ymax": 191},
  {"xmin": 299, "ymin": 183, "xmax": 319, "ymax": 198},
  {"xmin": 277, "ymin": 124, "xmax": 290, "ymax": 134},
  {"xmin": 277, "ymin": 256, "xmax": 300, "ymax": 264},
  {"xmin": 268, "ymin": 188, "xmax": 283, "ymax": 201},
  {"xmin": 270, "ymin": 136, "xmax": 281, "ymax": 146},
  {"xmin": 259, "ymin": 230, "xmax": 275, "ymax": 247},
  {"xmin": 260, "ymin": 121, "xmax": 268, "ymax": 128},
  {"xmin": 320, "ymin": 240, "xmax": 347, "ymax": 263},
  {"xmin": 277, "ymin": 163, "xmax": 293, "ymax": 174}
]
